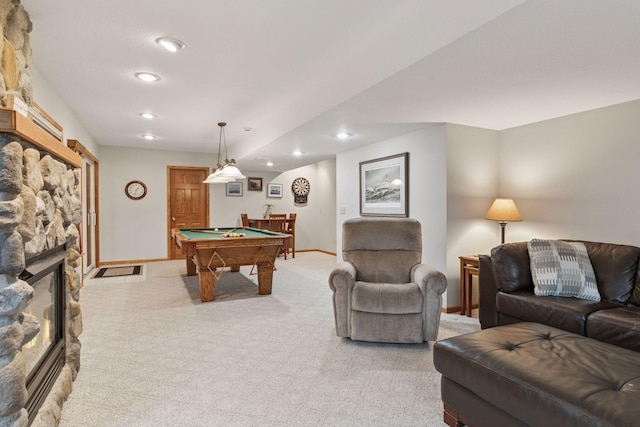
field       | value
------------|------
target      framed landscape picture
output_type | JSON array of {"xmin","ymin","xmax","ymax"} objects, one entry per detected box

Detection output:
[
  {"xmin": 267, "ymin": 183, "xmax": 283, "ymax": 198},
  {"xmin": 248, "ymin": 177, "xmax": 263, "ymax": 191},
  {"xmin": 225, "ymin": 181, "xmax": 243, "ymax": 197},
  {"xmin": 359, "ymin": 152, "xmax": 409, "ymax": 217}
]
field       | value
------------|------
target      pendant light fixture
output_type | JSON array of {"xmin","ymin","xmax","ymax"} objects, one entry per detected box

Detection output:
[{"xmin": 203, "ymin": 122, "xmax": 246, "ymax": 184}]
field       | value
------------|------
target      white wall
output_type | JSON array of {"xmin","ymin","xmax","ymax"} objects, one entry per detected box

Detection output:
[
  {"xmin": 30, "ymin": 67, "xmax": 99, "ymax": 155},
  {"xmin": 445, "ymin": 123, "xmax": 499, "ymax": 307},
  {"xmin": 498, "ymin": 99, "xmax": 640, "ymax": 246},
  {"xmin": 99, "ymin": 146, "xmax": 212, "ymax": 262},
  {"xmin": 100, "ymin": 145, "xmax": 336, "ymax": 262},
  {"xmin": 335, "ymin": 125, "xmax": 448, "ymax": 273},
  {"xmin": 276, "ymin": 160, "xmax": 335, "ymax": 253},
  {"xmin": 314, "ymin": 159, "xmax": 337, "ymax": 252},
  {"xmin": 210, "ymin": 159, "xmax": 337, "ymax": 254}
]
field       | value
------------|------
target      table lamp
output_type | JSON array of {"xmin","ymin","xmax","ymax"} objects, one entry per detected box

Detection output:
[{"xmin": 485, "ymin": 198, "xmax": 522, "ymax": 244}]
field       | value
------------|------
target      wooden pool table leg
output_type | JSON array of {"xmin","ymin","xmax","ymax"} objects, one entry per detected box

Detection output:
[
  {"xmin": 256, "ymin": 264, "xmax": 274, "ymax": 294},
  {"xmin": 198, "ymin": 266, "xmax": 215, "ymax": 302},
  {"xmin": 185, "ymin": 256, "xmax": 196, "ymax": 276}
]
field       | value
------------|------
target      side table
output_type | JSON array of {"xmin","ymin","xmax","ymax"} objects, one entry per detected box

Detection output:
[{"xmin": 459, "ymin": 255, "xmax": 479, "ymax": 317}]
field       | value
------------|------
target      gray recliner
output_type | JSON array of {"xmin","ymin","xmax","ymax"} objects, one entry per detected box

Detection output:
[{"xmin": 329, "ymin": 217, "xmax": 447, "ymax": 343}]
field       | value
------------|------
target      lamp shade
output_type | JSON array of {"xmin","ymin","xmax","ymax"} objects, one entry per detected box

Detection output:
[
  {"xmin": 203, "ymin": 173, "xmax": 235, "ymax": 184},
  {"xmin": 203, "ymin": 122, "xmax": 246, "ymax": 184},
  {"xmin": 215, "ymin": 164, "xmax": 246, "ymax": 180},
  {"xmin": 485, "ymin": 198, "xmax": 522, "ymax": 222}
]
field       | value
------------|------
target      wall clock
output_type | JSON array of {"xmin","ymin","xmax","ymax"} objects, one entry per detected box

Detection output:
[
  {"xmin": 291, "ymin": 177, "xmax": 310, "ymax": 204},
  {"xmin": 125, "ymin": 180, "xmax": 147, "ymax": 200}
]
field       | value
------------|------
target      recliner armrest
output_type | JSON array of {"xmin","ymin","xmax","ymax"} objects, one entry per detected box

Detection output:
[
  {"xmin": 328, "ymin": 261, "xmax": 356, "ymax": 337},
  {"xmin": 412, "ymin": 264, "xmax": 446, "ymax": 341},
  {"xmin": 412, "ymin": 264, "xmax": 447, "ymax": 296},
  {"xmin": 328, "ymin": 261, "xmax": 356, "ymax": 292}
]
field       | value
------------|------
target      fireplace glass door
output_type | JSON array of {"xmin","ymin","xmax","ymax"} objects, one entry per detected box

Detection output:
[
  {"xmin": 23, "ymin": 268, "xmax": 60, "ymax": 378},
  {"xmin": 19, "ymin": 245, "xmax": 66, "ymax": 424}
]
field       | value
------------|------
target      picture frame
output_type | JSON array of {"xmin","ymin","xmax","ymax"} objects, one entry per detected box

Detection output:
[
  {"xmin": 248, "ymin": 177, "xmax": 263, "ymax": 191},
  {"xmin": 225, "ymin": 181, "xmax": 243, "ymax": 197},
  {"xmin": 267, "ymin": 183, "xmax": 283, "ymax": 198},
  {"xmin": 359, "ymin": 152, "xmax": 409, "ymax": 217}
]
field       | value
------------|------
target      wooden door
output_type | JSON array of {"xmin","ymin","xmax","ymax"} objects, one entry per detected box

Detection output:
[{"xmin": 168, "ymin": 167, "xmax": 210, "ymax": 259}]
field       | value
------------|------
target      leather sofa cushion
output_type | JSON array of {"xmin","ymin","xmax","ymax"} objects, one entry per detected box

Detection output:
[
  {"xmin": 351, "ymin": 281, "xmax": 422, "ymax": 314},
  {"xmin": 434, "ymin": 323, "xmax": 640, "ymax": 427},
  {"xmin": 496, "ymin": 290, "xmax": 620, "ymax": 335},
  {"xmin": 579, "ymin": 241, "xmax": 640, "ymax": 304},
  {"xmin": 586, "ymin": 306, "xmax": 640, "ymax": 352},
  {"xmin": 491, "ymin": 240, "xmax": 640, "ymax": 305},
  {"xmin": 631, "ymin": 287, "xmax": 640, "ymax": 307},
  {"xmin": 491, "ymin": 242, "xmax": 533, "ymax": 293}
]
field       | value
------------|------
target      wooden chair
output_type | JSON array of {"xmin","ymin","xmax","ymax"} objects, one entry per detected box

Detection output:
[
  {"xmin": 240, "ymin": 213, "xmax": 249, "ymax": 227},
  {"xmin": 285, "ymin": 213, "xmax": 296, "ymax": 258},
  {"xmin": 268, "ymin": 214, "xmax": 289, "ymax": 259},
  {"xmin": 267, "ymin": 213, "xmax": 287, "ymax": 232}
]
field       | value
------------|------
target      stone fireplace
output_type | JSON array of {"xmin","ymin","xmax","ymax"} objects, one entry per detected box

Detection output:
[
  {"xmin": 0, "ymin": 139, "xmax": 83, "ymax": 426},
  {"xmin": 0, "ymin": 3, "xmax": 83, "ymax": 426}
]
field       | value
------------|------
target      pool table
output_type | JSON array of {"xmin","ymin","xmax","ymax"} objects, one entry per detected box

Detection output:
[{"xmin": 170, "ymin": 227, "xmax": 288, "ymax": 302}]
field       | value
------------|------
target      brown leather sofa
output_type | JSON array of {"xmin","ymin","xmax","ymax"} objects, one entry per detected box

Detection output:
[
  {"xmin": 434, "ymin": 240, "xmax": 640, "ymax": 427},
  {"xmin": 479, "ymin": 240, "xmax": 640, "ymax": 351}
]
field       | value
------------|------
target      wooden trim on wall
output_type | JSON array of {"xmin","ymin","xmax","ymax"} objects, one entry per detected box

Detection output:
[
  {"xmin": 68, "ymin": 139, "xmax": 101, "ymax": 269},
  {"xmin": 68, "ymin": 139, "xmax": 97, "ymax": 162},
  {"xmin": 441, "ymin": 304, "xmax": 476, "ymax": 314},
  {"xmin": 0, "ymin": 108, "xmax": 81, "ymax": 167},
  {"xmin": 308, "ymin": 249, "xmax": 336, "ymax": 256}
]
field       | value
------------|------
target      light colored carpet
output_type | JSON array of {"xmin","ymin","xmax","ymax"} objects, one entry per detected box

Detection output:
[{"xmin": 59, "ymin": 252, "xmax": 480, "ymax": 427}]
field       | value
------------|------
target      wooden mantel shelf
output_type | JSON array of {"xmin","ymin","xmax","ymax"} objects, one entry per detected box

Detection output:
[{"xmin": 0, "ymin": 108, "xmax": 82, "ymax": 168}]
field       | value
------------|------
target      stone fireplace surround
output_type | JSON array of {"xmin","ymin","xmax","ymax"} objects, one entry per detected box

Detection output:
[
  {"xmin": 0, "ymin": 3, "xmax": 83, "ymax": 426},
  {"xmin": 0, "ymin": 139, "xmax": 83, "ymax": 426}
]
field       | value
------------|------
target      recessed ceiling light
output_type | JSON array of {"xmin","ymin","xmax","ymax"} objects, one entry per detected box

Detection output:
[
  {"xmin": 155, "ymin": 37, "xmax": 185, "ymax": 53},
  {"xmin": 135, "ymin": 72, "xmax": 160, "ymax": 82},
  {"xmin": 266, "ymin": 161, "xmax": 274, "ymax": 167},
  {"xmin": 292, "ymin": 150, "xmax": 302, "ymax": 156},
  {"xmin": 141, "ymin": 134, "xmax": 156, "ymax": 140},
  {"xmin": 336, "ymin": 132, "xmax": 352, "ymax": 140},
  {"xmin": 139, "ymin": 113, "xmax": 156, "ymax": 119}
]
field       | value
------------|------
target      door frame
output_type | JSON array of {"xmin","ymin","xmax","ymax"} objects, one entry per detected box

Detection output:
[
  {"xmin": 166, "ymin": 166, "xmax": 210, "ymax": 259},
  {"xmin": 68, "ymin": 139, "xmax": 100, "ymax": 276}
]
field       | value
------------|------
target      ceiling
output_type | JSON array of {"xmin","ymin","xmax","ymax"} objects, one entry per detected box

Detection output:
[{"xmin": 22, "ymin": 0, "xmax": 640, "ymax": 172}]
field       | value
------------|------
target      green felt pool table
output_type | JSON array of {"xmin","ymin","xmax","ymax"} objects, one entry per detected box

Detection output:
[{"xmin": 171, "ymin": 227, "xmax": 288, "ymax": 302}]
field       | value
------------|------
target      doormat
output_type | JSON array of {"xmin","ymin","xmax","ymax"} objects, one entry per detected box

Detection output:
[{"xmin": 93, "ymin": 265, "xmax": 143, "ymax": 278}]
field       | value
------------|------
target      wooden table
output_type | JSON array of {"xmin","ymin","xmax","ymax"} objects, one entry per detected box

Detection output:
[
  {"xmin": 249, "ymin": 217, "xmax": 296, "ymax": 258},
  {"xmin": 248, "ymin": 218, "xmax": 294, "ymax": 230},
  {"xmin": 459, "ymin": 255, "xmax": 479, "ymax": 317},
  {"xmin": 171, "ymin": 227, "xmax": 287, "ymax": 302}
]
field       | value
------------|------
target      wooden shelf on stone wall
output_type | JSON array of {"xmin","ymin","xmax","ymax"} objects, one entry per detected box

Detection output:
[{"xmin": 0, "ymin": 108, "xmax": 81, "ymax": 168}]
